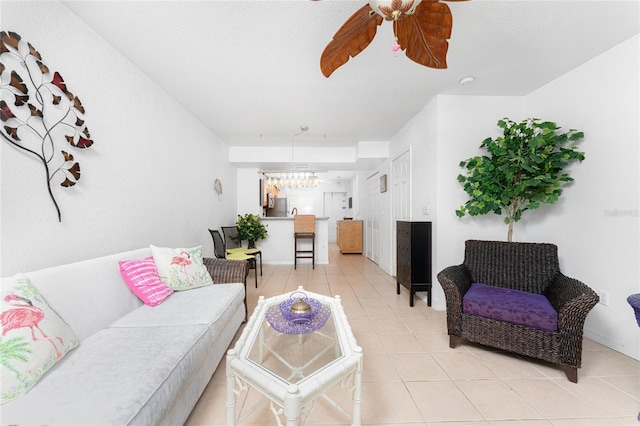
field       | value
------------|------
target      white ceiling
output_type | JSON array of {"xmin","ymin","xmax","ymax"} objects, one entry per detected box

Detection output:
[{"xmin": 62, "ymin": 0, "xmax": 639, "ymax": 174}]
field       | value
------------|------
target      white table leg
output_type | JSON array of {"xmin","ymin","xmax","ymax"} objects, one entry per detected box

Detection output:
[
  {"xmin": 352, "ymin": 346, "xmax": 363, "ymax": 426},
  {"xmin": 226, "ymin": 349, "xmax": 238, "ymax": 425},
  {"xmin": 283, "ymin": 384, "xmax": 302, "ymax": 426}
]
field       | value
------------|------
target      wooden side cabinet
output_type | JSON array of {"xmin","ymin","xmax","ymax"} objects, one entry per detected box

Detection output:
[
  {"xmin": 337, "ymin": 220, "xmax": 363, "ymax": 254},
  {"xmin": 396, "ymin": 221, "xmax": 432, "ymax": 307}
]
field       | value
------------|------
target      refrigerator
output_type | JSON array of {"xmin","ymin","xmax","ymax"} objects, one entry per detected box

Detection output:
[{"xmin": 266, "ymin": 197, "xmax": 288, "ymax": 217}]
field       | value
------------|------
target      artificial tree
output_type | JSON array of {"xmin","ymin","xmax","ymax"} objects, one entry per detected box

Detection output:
[{"xmin": 456, "ymin": 117, "xmax": 585, "ymax": 242}]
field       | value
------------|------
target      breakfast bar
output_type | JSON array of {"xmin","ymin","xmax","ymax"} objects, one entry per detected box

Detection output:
[{"xmin": 258, "ymin": 217, "xmax": 329, "ymax": 265}]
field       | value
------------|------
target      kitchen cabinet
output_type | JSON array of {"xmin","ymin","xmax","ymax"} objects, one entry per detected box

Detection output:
[
  {"xmin": 337, "ymin": 220, "xmax": 363, "ymax": 254},
  {"xmin": 396, "ymin": 221, "xmax": 432, "ymax": 307}
]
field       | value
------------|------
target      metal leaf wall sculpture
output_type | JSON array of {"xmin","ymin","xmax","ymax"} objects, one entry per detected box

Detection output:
[{"xmin": 0, "ymin": 31, "xmax": 94, "ymax": 222}]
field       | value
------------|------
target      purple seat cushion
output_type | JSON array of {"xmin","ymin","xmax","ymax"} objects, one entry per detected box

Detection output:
[{"xmin": 463, "ymin": 283, "xmax": 558, "ymax": 332}]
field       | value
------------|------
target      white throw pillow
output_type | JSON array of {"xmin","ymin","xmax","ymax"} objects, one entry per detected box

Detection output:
[
  {"xmin": 150, "ymin": 245, "xmax": 213, "ymax": 291},
  {"xmin": 0, "ymin": 274, "xmax": 79, "ymax": 403}
]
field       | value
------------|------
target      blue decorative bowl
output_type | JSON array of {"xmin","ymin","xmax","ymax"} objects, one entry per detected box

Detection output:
[
  {"xmin": 279, "ymin": 293, "xmax": 322, "ymax": 324},
  {"xmin": 266, "ymin": 302, "xmax": 331, "ymax": 335}
]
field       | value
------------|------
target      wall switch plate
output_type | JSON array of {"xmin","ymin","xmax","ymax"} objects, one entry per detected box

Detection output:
[{"xmin": 422, "ymin": 205, "xmax": 430, "ymax": 215}]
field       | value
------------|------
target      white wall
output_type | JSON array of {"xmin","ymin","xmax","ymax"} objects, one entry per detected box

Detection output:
[
  {"xmin": 237, "ymin": 168, "xmax": 262, "ymax": 217},
  {"xmin": 0, "ymin": 1, "xmax": 238, "ymax": 275},
  {"xmin": 524, "ymin": 35, "xmax": 639, "ymax": 359}
]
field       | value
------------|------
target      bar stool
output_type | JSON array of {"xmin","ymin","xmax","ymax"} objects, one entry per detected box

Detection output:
[{"xmin": 294, "ymin": 215, "xmax": 315, "ymax": 270}]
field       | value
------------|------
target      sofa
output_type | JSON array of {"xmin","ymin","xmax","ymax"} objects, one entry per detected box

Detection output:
[
  {"xmin": 1, "ymin": 247, "xmax": 247, "ymax": 425},
  {"xmin": 437, "ymin": 240, "xmax": 599, "ymax": 383}
]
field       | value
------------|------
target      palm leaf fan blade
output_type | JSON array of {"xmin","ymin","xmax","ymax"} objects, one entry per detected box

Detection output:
[
  {"xmin": 394, "ymin": 1, "xmax": 453, "ymax": 69},
  {"xmin": 320, "ymin": 4, "xmax": 383, "ymax": 77}
]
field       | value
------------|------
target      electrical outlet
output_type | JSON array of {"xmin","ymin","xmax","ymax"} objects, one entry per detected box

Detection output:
[
  {"xmin": 597, "ymin": 290, "xmax": 609, "ymax": 306},
  {"xmin": 422, "ymin": 205, "xmax": 430, "ymax": 215}
]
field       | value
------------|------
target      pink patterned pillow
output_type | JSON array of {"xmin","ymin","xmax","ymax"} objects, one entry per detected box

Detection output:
[{"xmin": 118, "ymin": 257, "xmax": 173, "ymax": 306}]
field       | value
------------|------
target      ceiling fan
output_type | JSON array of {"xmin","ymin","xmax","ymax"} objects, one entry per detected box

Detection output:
[{"xmin": 320, "ymin": 0, "xmax": 467, "ymax": 78}]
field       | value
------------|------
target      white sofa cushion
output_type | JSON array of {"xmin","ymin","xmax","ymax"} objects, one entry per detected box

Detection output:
[
  {"xmin": 110, "ymin": 282, "xmax": 244, "ymax": 327},
  {"xmin": 1, "ymin": 325, "xmax": 211, "ymax": 425}
]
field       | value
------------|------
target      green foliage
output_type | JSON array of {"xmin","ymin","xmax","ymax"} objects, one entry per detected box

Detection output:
[
  {"xmin": 456, "ymin": 118, "xmax": 585, "ymax": 240},
  {"xmin": 236, "ymin": 213, "xmax": 268, "ymax": 243},
  {"xmin": 0, "ymin": 336, "xmax": 33, "ymax": 385}
]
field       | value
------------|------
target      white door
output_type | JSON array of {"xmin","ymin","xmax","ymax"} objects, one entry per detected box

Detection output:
[
  {"xmin": 391, "ymin": 150, "xmax": 411, "ymax": 276},
  {"xmin": 323, "ymin": 192, "xmax": 347, "ymax": 243},
  {"xmin": 366, "ymin": 173, "xmax": 380, "ymax": 263}
]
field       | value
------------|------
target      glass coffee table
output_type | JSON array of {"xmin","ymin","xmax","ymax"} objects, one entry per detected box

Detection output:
[{"xmin": 226, "ymin": 287, "xmax": 363, "ymax": 426}]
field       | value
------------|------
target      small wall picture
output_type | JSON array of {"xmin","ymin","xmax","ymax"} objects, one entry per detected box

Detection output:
[{"xmin": 380, "ymin": 174, "xmax": 387, "ymax": 193}]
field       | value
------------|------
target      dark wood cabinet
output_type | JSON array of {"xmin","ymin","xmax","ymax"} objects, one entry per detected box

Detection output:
[{"xmin": 396, "ymin": 221, "xmax": 432, "ymax": 307}]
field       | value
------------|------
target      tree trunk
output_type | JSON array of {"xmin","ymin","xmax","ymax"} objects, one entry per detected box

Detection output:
[{"xmin": 507, "ymin": 198, "xmax": 517, "ymax": 242}]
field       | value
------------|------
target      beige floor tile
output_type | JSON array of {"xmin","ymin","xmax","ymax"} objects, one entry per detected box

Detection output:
[
  {"xmin": 346, "ymin": 317, "xmax": 374, "ymax": 335},
  {"xmin": 365, "ymin": 423, "xmax": 427, "ymax": 426},
  {"xmin": 455, "ymin": 379, "xmax": 544, "ymax": 420},
  {"xmin": 390, "ymin": 353, "xmax": 449, "ymax": 381},
  {"xmin": 598, "ymin": 348, "xmax": 640, "ymax": 370},
  {"xmin": 414, "ymin": 331, "xmax": 465, "ymax": 353},
  {"xmin": 303, "ymin": 383, "xmax": 358, "ymax": 425},
  {"xmin": 431, "ymin": 352, "xmax": 498, "ymax": 380},
  {"xmin": 474, "ymin": 350, "xmax": 548, "ymax": 379},
  {"xmin": 612, "ymin": 416, "xmax": 640, "ymax": 425},
  {"xmin": 554, "ymin": 377, "xmax": 640, "ymax": 417},
  {"xmin": 405, "ymin": 316, "xmax": 447, "ymax": 334},
  {"xmin": 361, "ymin": 353, "xmax": 402, "ymax": 382},
  {"xmin": 548, "ymin": 419, "xmax": 619, "ymax": 425},
  {"xmin": 361, "ymin": 381, "xmax": 424, "ymax": 424},
  {"xmin": 370, "ymin": 317, "xmax": 411, "ymax": 334},
  {"xmin": 405, "ymin": 381, "xmax": 484, "ymax": 422},
  {"xmin": 602, "ymin": 374, "xmax": 640, "ymax": 399},
  {"xmin": 389, "ymin": 305, "xmax": 432, "ymax": 320},
  {"xmin": 580, "ymin": 350, "xmax": 640, "ymax": 377},
  {"xmin": 353, "ymin": 332, "xmax": 386, "ymax": 354},
  {"xmin": 507, "ymin": 378, "xmax": 600, "ymax": 418},
  {"xmin": 377, "ymin": 332, "xmax": 427, "ymax": 353},
  {"xmin": 363, "ymin": 304, "xmax": 399, "ymax": 319},
  {"xmin": 185, "ymin": 383, "xmax": 228, "ymax": 425}
]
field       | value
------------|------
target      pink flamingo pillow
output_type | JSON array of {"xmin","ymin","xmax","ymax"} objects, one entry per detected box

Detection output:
[
  {"xmin": 0, "ymin": 274, "xmax": 78, "ymax": 403},
  {"xmin": 150, "ymin": 245, "xmax": 213, "ymax": 291}
]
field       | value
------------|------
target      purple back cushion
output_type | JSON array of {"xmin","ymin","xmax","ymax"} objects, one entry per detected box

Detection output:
[{"xmin": 463, "ymin": 283, "xmax": 558, "ymax": 332}]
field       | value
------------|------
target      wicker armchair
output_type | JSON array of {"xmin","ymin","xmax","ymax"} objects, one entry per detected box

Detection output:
[
  {"xmin": 203, "ymin": 257, "xmax": 249, "ymax": 320},
  {"xmin": 437, "ymin": 240, "xmax": 599, "ymax": 383}
]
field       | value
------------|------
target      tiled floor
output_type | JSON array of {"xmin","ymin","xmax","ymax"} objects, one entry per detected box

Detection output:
[{"xmin": 186, "ymin": 244, "xmax": 640, "ymax": 425}]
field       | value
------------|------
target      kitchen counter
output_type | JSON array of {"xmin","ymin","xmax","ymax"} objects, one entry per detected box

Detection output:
[{"xmin": 257, "ymin": 217, "xmax": 328, "ymax": 265}]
